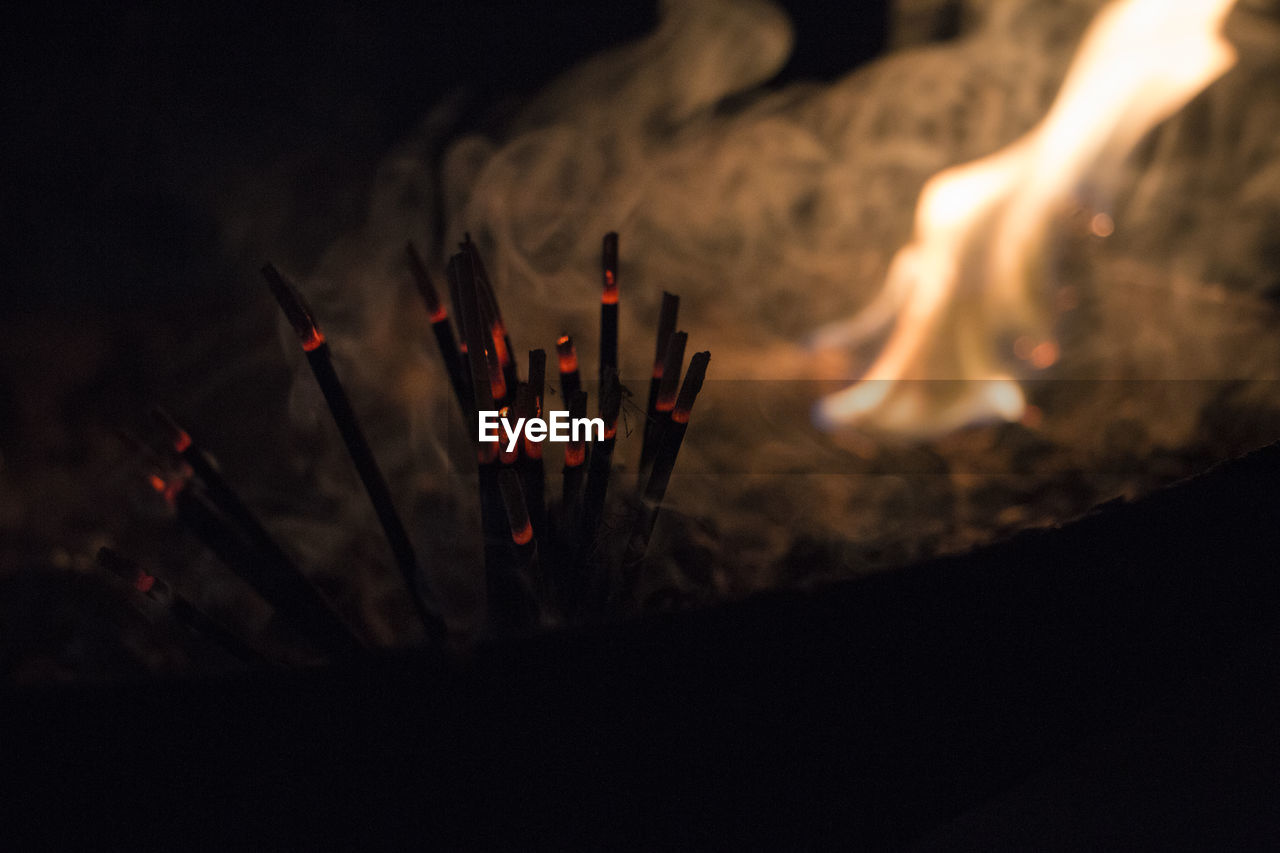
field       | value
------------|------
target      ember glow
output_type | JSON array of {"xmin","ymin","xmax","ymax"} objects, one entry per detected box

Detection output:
[{"xmin": 814, "ymin": 0, "xmax": 1239, "ymax": 436}]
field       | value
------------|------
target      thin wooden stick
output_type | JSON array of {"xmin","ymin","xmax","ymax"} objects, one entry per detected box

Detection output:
[
  {"xmin": 521, "ymin": 350, "xmax": 548, "ymax": 544},
  {"xmin": 450, "ymin": 251, "xmax": 537, "ymax": 635},
  {"xmin": 639, "ymin": 330, "xmax": 687, "ymax": 487},
  {"xmin": 581, "ymin": 367, "xmax": 622, "ymax": 548},
  {"xmin": 498, "ymin": 468, "xmax": 543, "ymax": 608},
  {"xmin": 561, "ymin": 389, "xmax": 589, "ymax": 528},
  {"xmin": 463, "ymin": 235, "xmax": 518, "ymax": 398},
  {"xmin": 641, "ymin": 292, "xmax": 680, "ymax": 473},
  {"xmin": 147, "ymin": 466, "xmax": 365, "ymax": 658},
  {"xmin": 261, "ymin": 263, "xmax": 445, "ymax": 642},
  {"xmin": 621, "ymin": 351, "xmax": 710, "ymax": 604},
  {"xmin": 406, "ymin": 241, "xmax": 469, "ymax": 408},
  {"xmin": 556, "ymin": 334, "xmax": 581, "ymax": 406},
  {"xmin": 600, "ymin": 232, "xmax": 619, "ymax": 390},
  {"xmin": 151, "ymin": 407, "xmax": 318, "ymax": 614},
  {"xmin": 97, "ymin": 547, "xmax": 267, "ymax": 666}
]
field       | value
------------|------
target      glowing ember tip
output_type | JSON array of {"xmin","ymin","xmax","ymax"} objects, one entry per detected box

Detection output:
[
  {"xmin": 498, "ymin": 469, "xmax": 533, "ymax": 546},
  {"xmin": 557, "ymin": 336, "xmax": 578, "ymax": 373},
  {"xmin": 602, "ymin": 231, "xmax": 619, "ymax": 303},
  {"xmin": 261, "ymin": 264, "xmax": 326, "ymax": 351}
]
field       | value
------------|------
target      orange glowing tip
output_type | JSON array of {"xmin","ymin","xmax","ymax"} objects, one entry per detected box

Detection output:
[
  {"xmin": 492, "ymin": 322, "xmax": 511, "ymax": 366},
  {"xmin": 511, "ymin": 520, "xmax": 534, "ymax": 546},
  {"xmin": 301, "ymin": 326, "xmax": 326, "ymax": 352},
  {"xmin": 429, "ymin": 306, "xmax": 449, "ymax": 324},
  {"xmin": 497, "ymin": 469, "xmax": 533, "ymax": 546},
  {"xmin": 174, "ymin": 430, "xmax": 192, "ymax": 453},
  {"xmin": 564, "ymin": 444, "xmax": 586, "ymax": 467},
  {"xmin": 261, "ymin": 264, "xmax": 327, "ymax": 352},
  {"xmin": 603, "ymin": 424, "xmax": 617, "ymax": 440},
  {"xmin": 602, "ymin": 232, "xmax": 619, "ymax": 299},
  {"xmin": 671, "ymin": 351, "xmax": 710, "ymax": 426},
  {"xmin": 135, "ymin": 571, "xmax": 157, "ymax": 594},
  {"xmin": 557, "ymin": 336, "xmax": 579, "ymax": 374},
  {"xmin": 655, "ymin": 330, "xmax": 688, "ymax": 413},
  {"xmin": 148, "ymin": 472, "xmax": 185, "ymax": 505}
]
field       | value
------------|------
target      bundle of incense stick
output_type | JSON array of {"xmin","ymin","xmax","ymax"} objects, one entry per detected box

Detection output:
[
  {"xmin": 120, "ymin": 232, "xmax": 709, "ymax": 662},
  {"xmin": 410, "ymin": 233, "xmax": 711, "ymax": 631},
  {"xmin": 129, "ymin": 434, "xmax": 365, "ymax": 659}
]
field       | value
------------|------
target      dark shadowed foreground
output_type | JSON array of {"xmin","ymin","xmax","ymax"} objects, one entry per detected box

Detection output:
[{"xmin": 5, "ymin": 440, "xmax": 1280, "ymax": 849}]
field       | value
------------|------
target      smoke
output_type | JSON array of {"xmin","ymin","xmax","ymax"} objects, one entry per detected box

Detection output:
[{"xmin": 220, "ymin": 0, "xmax": 1280, "ymax": 622}]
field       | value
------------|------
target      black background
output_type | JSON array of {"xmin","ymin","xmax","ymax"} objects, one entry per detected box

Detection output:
[{"xmin": 2, "ymin": 1, "xmax": 889, "ymax": 311}]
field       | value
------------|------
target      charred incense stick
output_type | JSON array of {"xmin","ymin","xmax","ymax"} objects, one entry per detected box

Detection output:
[
  {"xmin": 521, "ymin": 350, "xmax": 548, "ymax": 543},
  {"xmin": 147, "ymin": 467, "xmax": 365, "ymax": 657},
  {"xmin": 498, "ymin": 385, "xmax": 524, "ymax": 466},
  {"xmin": 556, "ymin": 334, "xmax": 581, "ymax": 405},
  {"xmin": 621, "ymin": 351, "xmax": 710, "ymax": 602},
  {"xmin": 97, "ymin": 547, "xmax": 267, "ymax": 665},
  {"xmin": 261, "ymin": 263, "xmax": 445, "ymax": 642},
  {"xmin": 639, "ymin": 330, "xmax": 688, "ymax": 485},
  {"xmin": 451, "ymin": 250, "xmax": 537, "ymax": 634},
  {"xmin": 463, "ymin": 235, "xmax": 518, "ymax": 398},
  {"xmin": 406, "ymin": 241, "xmax": 469, "ymax": 408},
  {"xmin": 600, "ymin": 232, "xmax": 619, "ymax": 390},
  {"xmin": 498, "ymin": 468, "xmax": 541, "ymax": 596},
  {"xmin": 582, "ymin": 367, "xmax": 622, "ymax": 547},
  {"xmin": 561, "ymin": 389, "xmax": 589, "ymax": 523},
  {"xmin": 640, "ymin": 294, "xmax": 680, "ymax": 476},
  {"xmin": 643, "ymin": 351, "xmax": 709, "ymax": 507},
  {"xmin": 151, "ymin": 407, "xmax": 311, "ymax": 599},
  {"xmin": 447, "ymin": 251, "xmax": 497, "ymax": 421}
]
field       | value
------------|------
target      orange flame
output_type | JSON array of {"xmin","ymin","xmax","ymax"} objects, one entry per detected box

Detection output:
[{"xmin": 815, "ymin": 0, "xmax": 1238, "ymax": 437}]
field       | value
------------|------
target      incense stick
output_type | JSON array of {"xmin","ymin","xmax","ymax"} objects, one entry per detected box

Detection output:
[
  {"xmin": 641, "ymin": 292, "xmax": 680, "ymax": 474},
  {"xmin": 148, "ymin": 467, "xmax": 365, "ymax": 658},
  {"xmin": 639, "ymin": 330, "xmax": 687, "ymax": 486},
  {"xmin": 581, "ymin": 367, "xmax": 622, "ymax": 548},
  {"xmin": 556, "ymin": 334, "xmax": 581, "ymax": 406},
  {"xmin": 406, "ymin": 241, "xmax": 469, "ymax": 408},
  {"xmin": 560, "ymin": 389, "xmax": 589, "ymax": 529},
  {"xmin": 600, "ymin": 232, "xmax": 619, "ymax": 390},
  {"xmin": 521, "ymin": 350, "xmax": 548, "ymax": 544},
  {"xmin": 463, "ymin": 235, "xmax": 518, "ymax": 398},
  {"xmin": 450, "ymin": 251, "xmax": 538, "ymax": 634},
  {"xmin": 261, "ymin": 263, "xmax": 445, "ymax": 642},
  {"xmin": 151, "ymin": 406, "xmax": 313, "ymax": 607},
  {"xmin": 97, "ymin": 547, "xmax": 267, "ymax": 666},
  {"xmin": 498, "ymin": 468, "xmax": 543, "ymax": 600},
  {"xmin": 621, "ymin": 350, "xmax": 710, "ymax": 603}
]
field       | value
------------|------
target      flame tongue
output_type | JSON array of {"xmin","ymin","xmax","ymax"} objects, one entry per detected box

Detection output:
[{"xmin": 816, "ymin": 0, "xmax": 1239, "ymax": 437}]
